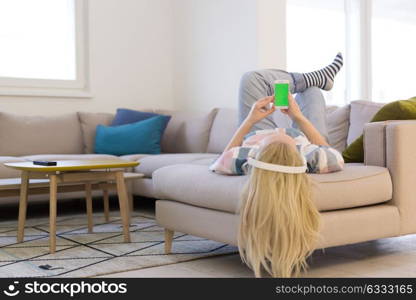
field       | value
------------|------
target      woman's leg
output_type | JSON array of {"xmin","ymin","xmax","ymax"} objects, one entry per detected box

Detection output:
[
  {"xmin": 293, "ymin": 87, "xmax": 329, "ymax": 141},
  {"xmin": 238, "ymin": 53, "xmax": 342, "ymax": 133},
  {"xmin": 238, "ymin": 69, "xmax": 296, "ymax": 131},
  {"xmin": 238, "ymin": 69, "xmax": 329, "ymax": 132}
]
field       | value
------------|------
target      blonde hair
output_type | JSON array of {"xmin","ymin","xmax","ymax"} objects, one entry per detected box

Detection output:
[{"xmin": 238, "ymin": 142, "xmax": 320, "ymax": 278}]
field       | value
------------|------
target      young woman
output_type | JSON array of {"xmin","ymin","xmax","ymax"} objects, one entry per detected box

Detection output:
[{"xmin": 210, "ymin": 54, "xmax": 345, "ymax": 277}]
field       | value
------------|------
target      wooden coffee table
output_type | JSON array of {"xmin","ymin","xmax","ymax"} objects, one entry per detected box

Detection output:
[{"xmin": 4, "ymin": 159, "xmax": 140, "ymax": 253}]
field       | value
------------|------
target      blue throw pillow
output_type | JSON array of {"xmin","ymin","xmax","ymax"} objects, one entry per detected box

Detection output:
[
  {"xmin": 111, "ymin": 108, "xmax": 170, "ymax": 127},
  {"xmin": 94, "ymin": 116, "xmax": 168, "ymax": 155}
]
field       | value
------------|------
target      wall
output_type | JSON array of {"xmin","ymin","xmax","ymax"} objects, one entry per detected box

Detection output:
[
  {"xmin": 171, "ymin": 0, "xmax": 287, "ymax": 111},
  {"xmin": 257, "ymin": 0, "xmax": 286, "ymax": 69},
  {"xmin": 0, "ymin": 0, "xmax": 175, "ymax": 116},
  {"xmin": 0, "ymin": 0, "xmax": 288, "ymax": 115},
  {"xmin": 172, "ymin": 0, "xmax": 258, "ymax": 111}
]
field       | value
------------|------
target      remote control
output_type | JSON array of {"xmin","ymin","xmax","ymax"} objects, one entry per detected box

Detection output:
[{"xmin": 33, "ymin": 161, "xmax": 57, "ymax": 166}]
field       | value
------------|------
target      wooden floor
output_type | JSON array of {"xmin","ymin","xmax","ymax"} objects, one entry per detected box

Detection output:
[
  {"xmin": 6, "ymin": 198, "xmax": 415, "ymax": 278},
  {"xmin": 101, "ymin": 233, "xmax": 416, "ymax": 278}
]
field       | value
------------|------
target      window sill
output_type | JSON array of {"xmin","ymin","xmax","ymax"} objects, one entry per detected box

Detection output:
[{"xmin": 0, "ymin": 87, "xmax": 92, "ymax": 98}]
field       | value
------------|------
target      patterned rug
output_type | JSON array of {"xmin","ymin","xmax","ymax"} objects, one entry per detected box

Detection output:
[{"xmin": 0, "ymin": 212, "xmax": 238, "ymax": 278}]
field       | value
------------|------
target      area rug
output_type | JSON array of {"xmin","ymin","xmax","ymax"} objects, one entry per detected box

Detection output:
[{"xmin": 0, "ymin": 213, "xmax": 238, "ymax": 277}]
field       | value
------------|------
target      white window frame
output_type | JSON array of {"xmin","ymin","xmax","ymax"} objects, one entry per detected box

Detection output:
[
  {"xmin": 0, "ymin": 0, "xmax": 90, "ymax": 98},
  {"xmin": 286, "ymin": 0, "xmax": 376, "ymax": 104},
  {"xmin": 345, "ymin": 0, "xmax": 372, "ymax": 102}
]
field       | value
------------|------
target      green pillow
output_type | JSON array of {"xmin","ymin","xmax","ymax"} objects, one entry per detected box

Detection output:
[{"xmin": 343, "ymin": 97, "xmax": 416, "ymax": 163}]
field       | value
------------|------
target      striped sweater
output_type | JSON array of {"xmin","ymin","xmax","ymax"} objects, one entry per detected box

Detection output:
[{"xmin": 209, "ymin": 128, "xmax": 344, "ymax": 175}]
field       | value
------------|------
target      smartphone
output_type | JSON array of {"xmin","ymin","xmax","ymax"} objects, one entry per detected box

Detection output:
[{"xmin": 274, "ymin": 80, "xmax": 289, "ymax": 109}]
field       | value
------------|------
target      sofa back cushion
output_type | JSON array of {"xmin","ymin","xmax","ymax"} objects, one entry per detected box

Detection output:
[
  {"xmin": 78, "ymin": 112, "xmax": 115, "ymax": 153},
  {"xmin": 206, "ymin": 106, "xmax": 352, "ymax": 154},
  {"xmin": 327, "ymin": 105, "xmax": 351, "ymax": 153},
  {"xmin": 154, "ymin": 109, "xmax": 218, "ymax": 153},
  {"xmin": 206, "ymin": 108, "xmax": 238, "ymax": 154},
  {"xmin": 111, "ymin": 108, "xmax": 170, "ymax": 126},
  {"xmin": 347, "ymin": 100, "xmax": 384, "ymax": 145},
  {"xmin": 0, "ymin": 112, "xmax": 83, "ymax": 156}
]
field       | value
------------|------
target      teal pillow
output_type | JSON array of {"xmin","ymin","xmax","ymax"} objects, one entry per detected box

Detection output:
[{"xmin": 94, "ymin": 116, "xmax": 168, "ymax": 155}]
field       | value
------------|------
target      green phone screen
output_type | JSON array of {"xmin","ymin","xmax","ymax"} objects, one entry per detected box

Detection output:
[{"xmin": 275, "ymin": 83, "xmax": 289, "ymax": 107}]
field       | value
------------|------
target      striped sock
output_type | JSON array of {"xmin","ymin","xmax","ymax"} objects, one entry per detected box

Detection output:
[{"xmin": 302, "ymin": 53, "xmax": 343, "ymax": 91}]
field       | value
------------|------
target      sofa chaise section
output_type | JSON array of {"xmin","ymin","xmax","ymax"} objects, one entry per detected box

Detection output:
[
  {"xmin": 153, "ymin": 164, "xmax": 392, "ymax": 213},
  {"xmin": 153, "ymin": 120, "xmax": 416, "ymax": 251},
  {"xmin": 153, "ymin": 163, "xmax": 397, "ymax": 248}
]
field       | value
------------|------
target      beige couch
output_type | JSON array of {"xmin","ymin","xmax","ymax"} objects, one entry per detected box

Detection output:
[
  {"xmin": 1, "ymin": 100, "xmax": 412, "ymax": 255},
  {"xmin": 153, "ymin": 100, "xmax": 416, "ymax": 252},
  {"xmin": 0, "ymin": 108, "xmax": 219, "ymax": 204}
]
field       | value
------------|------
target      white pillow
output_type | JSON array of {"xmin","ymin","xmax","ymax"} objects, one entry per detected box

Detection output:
[
  {"xmin": 327, "ymin": 105, "xmax": 351, "ymax": 153},
  {"xmin": 347, "ymin": 100, "xmax": 384, "ymax": 145}
]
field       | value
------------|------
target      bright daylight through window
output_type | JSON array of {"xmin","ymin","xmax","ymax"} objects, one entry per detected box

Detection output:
[
  {"xmin": 372, "ymin": 0, "xmax": 416, "ymax": 102},
  {"xmin": 287, "ymin": 0, "xmax": 416, "ymax": 105},
  {"xmin": 287, "ymin": 0, "xmax": 346, "ymax": 106},
  {"xmin": 0, "ymin": 0, "xmax": 76, "ymax": 80}
]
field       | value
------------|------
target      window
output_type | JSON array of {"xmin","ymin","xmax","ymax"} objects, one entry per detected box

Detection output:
[
  {"xmin": 0, "ymin": 0, "xmax": 89, "ymax": 97},
  {"xmin": 372, "ymin": 0, "xmax": 416, "ymax": 102},
  {"xmin": 287, "ymin": 0, "xmax": 346, "ymax": 106},
  {"xmin": 287, "ymin": 0, "xmax": 416, "ymax": 104}
]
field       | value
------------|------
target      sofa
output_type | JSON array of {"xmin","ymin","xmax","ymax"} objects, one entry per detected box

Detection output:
[
  {"xmin": 152, "ymin": 100, "xmax": 416, "ymax": 253},
  {"xmin": 0, "ymin": 107, "xmax": 218, "ymax": 204},
  {"xmin": 1, "ymin": 100, "xmax": 413, "ymax": 255}
]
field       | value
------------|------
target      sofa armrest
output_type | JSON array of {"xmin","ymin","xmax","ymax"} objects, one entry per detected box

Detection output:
[
  {"xmin": 386, "ymin": 121, "xmax": 416, "ymax": 234},
  {"xmin": 364, "ymin": 121, "xmax": 389, "ymax": 167},
  {"xmin": 365, "ymin": 120, "xmax": 416, "ymax": 234}
]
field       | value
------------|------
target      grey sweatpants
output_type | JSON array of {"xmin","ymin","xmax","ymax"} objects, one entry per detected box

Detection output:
[{"xmin": 238, "ymin": 69, "xmax": 329, "ymax": 141}]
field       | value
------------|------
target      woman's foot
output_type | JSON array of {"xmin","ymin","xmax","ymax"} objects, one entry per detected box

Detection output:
[{"xmin": 302, "ymin": 53, "xmax": 343, "ymax": 91}]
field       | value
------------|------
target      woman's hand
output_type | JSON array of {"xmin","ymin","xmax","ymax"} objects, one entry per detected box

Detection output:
[
  {"xmin": 245, "ymin": 96, "xmax": 276, "ymax": 125},
  {"xmin": 224, "ymin": 97, "xmax": 275, "ymax": 151},
  {"xmin": 280, "ymin": 93, "xmax": 304, "ymax": 121}
]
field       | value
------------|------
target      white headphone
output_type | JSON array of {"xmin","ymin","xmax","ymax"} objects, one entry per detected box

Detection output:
[{"xmin": 247, "ymin": 157, "xmax": 307, "ymax": 174}]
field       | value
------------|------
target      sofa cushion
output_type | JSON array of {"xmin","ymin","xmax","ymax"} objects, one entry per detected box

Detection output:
[
  {"xmin": 327, "ymin": 105, "xmax": 351, "ymax": 153},
  {"xmin": 154, "ymin": 109, "xmax": 218, "ymax": 153},
  {"xmin": 153, "ymin": 164, "xmax": 392, "ymax": 214},
  {"xmin": 135, "ymin": 153, "xmax": 219, "ymax": 177},
  {"xmin": 111, "ymin": 108, "xmax": 171, "ymax": 127},
  {"xmin": 191, "ymin": 157, "xmax": 218, "ymax": 166},
  {"xmin": 95, "ymin": 116, "xmax": 169, "ymax": 156},
  {"xmin": 347, "ymin": 101, "xmax": 384, "ymax": 145},
  {"xmin": 21, "ymin": 154, "xmax": 134, "ymax": 173},
  {"xmin": 343, "ymin": 97, "xmax": 416, "ymax": 163},
  {"xmin": 78, "ymin": 112, "xmax": 115, "ymax": 153},
  {"xmin": 0, "ymin": 157, "xmax": 27, "ymax": 179},
  {"xmin": 0, "ymin": 112, "xmax": 83, "ymax": 156},
  {"xmin": 206, "ymin": 108, "xmax": 238, "ymax": 154},
  {"xmin": 22, "ymin": 154, "xmax": 118, "ymax": 162},
  {"xmin": 120, "ymin": 154, "xmax": 149, "ymax": 162},
  {"xmin": 132, "ymin": 178, "xmax": 156, "ymax": 198},
  {"xmin": 206, "ymin": 105, "xmax": 351, "ymax": 154}
]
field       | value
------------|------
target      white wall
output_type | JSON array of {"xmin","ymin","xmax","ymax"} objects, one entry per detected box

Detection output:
[
  {"xmin": 257, "ymin": 0, "xmax": 286, "ymax": 69},
  {"xmin": 171, "ymin": 0, "xmax": 287, "ymax": 111},
  {"xmin": 0, "ymin": 0, "xmax": 287, "ymax": 115},
  {"xmin": 0, "ymin": 0, "xmax": 175, "ymax": 115},
  {"xmin": 172, "ymin": 0, "xmax": 258, "ymax": 111}
]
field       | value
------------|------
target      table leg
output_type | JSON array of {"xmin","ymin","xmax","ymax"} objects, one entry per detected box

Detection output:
[
  {"xmin": 128, "ymin": 181, "xmax": 134, "ymax": 213},
  {"xmin": 164, "ymin": 229, "xmax": 174, "ymax": 254},
  {"xmin": 49, "ymin": 174, "xmax": 58, "ymax": 254},
  {"xmin": 103, "ymin": 189, "xmax": 110, "ymax": 222},
  {"xmin": 115, "ymin": 171, "xmax": 131, "ymax": 243},
  {"xmin": 17, "ymin": 171, "xmax": 29, "ymax": 243},
  {"xmin": 85, "ymin": 183, "xmax": 93, "ymax": 233}
]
